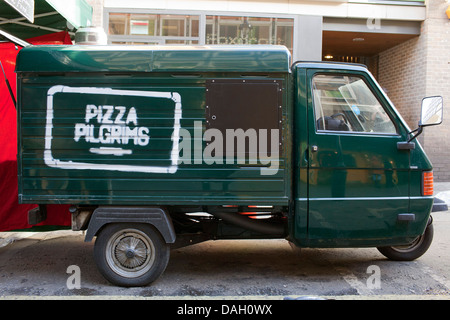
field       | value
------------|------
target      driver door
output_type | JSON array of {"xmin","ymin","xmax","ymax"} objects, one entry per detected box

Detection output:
[{"xmin": 306, "ymin": 69, "xmax": 411, "ymax": 245}]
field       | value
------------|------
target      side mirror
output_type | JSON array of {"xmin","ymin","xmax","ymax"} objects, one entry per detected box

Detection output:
[
  {"xmin": 420, "ymin": 96, "xmax": 443, "ymax": 127},
  {"xmin": 400, "ymin": 96, "xmax": 444, "ymax": 148}
]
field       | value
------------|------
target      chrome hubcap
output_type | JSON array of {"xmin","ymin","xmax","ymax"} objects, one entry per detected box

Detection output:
[{"xmin": 106, "ymin": 229, "xmax": 155, "ymax": 278}]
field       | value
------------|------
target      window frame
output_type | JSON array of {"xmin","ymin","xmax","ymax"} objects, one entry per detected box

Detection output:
[
  {"xmin": 104, "ymin": 8, "xmax": 297, "ymax": 54},
  {"xmin": 311, "ymin": 71, "xmax": 400, "ymax": 137}
]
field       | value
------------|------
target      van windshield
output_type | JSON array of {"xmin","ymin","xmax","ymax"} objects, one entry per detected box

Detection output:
[{"xmin": 312, "ymin": 74, "xmax": 396, "ymax": 134}]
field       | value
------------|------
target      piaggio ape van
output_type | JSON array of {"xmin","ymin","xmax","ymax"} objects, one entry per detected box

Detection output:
[{"xmin": 15, "ymin": 45, "xmax": 443, "ymax": 286}]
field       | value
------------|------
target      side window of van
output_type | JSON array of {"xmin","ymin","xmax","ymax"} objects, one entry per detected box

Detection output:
[{"xmin": 312, "ymin": 74, "xmax": 397, "ymax": 134}]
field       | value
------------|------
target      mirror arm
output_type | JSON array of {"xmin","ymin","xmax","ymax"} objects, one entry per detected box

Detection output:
[{"xmin": 407, "ymin": 126, "xmax": 423, "ymax": 143}]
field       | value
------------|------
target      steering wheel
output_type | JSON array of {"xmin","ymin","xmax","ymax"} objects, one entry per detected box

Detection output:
[{"xmin": 331, "ymin": 112, "xmax": 349, "ymax": 125}]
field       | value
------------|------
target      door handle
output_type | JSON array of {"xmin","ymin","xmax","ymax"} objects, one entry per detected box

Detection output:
[
  {"xmin": 311, "ymin": 145, "xmax": 318, "ymax": 153},
  {"xmin": 397, "ymin": 141, "xmax": 415, "ymax": 150}
]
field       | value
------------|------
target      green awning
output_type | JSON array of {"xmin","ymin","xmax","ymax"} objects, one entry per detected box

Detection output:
[
  {"xmin": 0, "ymin": 0, "xmax": 92, "ymax": 39},
  {"xmin": 45, "ymin": 0, "xmax": 92, "ymax": 29}
]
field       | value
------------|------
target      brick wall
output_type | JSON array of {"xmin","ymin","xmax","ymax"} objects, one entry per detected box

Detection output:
[
  {"xmin": 378, "ymin": 0, "xmax": 450, "ymax": 181},
  {"xmin": 378, "ymin": 36, "xmax": 426, "ymax": 127},
  {"xmin": 85, "ymin": 0, "xmax": 104, "ymax": 28}
]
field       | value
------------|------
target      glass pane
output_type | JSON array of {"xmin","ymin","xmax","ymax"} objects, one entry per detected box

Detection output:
[
  {"xmin": 205, "ymin": 15, "xmax": 294, "ymax": 55},
  {"xmin": 111, "ymin": 41, "xmax": 159, "ymax": 45},
  {"xmin": 190, "ymin": 16, "xmax": 199, "ymax": 37},
  {"xmin": 219, "ymin": 24, "xmax": 238, "ymax": 43},
  {"xmin": 165, "ymin": 39, "xmax": 199, "ymax": 44},
  {"xmin": 109, "ymin": 13, "xmax": 128, "ymax": 35},
  {"xmin": 206, "ymin": 23, "xmax": 214, "ymax": 43},
  {"xmin": 250, "ymin": 25, "xmax": 270, "ymax": 44},
  {"xmin": 162, "ymin": 16, "xmax": 185, "ymax": 36},
  {"xmin": 312, "ymin": 75, "xmax": 396, "ymax": 134},
  {"xmin": 276, "ymin": 25, "xmax": 293, "ymax": 51},
  {"xmin": 109, "ymin": 13, "xmax": 199, "ymax": 40},
  {"xmin": 133, "ymin": 15, "xmax": 157, "ymax": 36},
  {"xmin": 130, "ymin": 19, "xmax": 150, "ymax": 35}
]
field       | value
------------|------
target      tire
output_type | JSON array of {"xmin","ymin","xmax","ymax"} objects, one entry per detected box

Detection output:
[
  {"xmin": 94, "ymin": 223, "xmax": 170, "ymax": 287},
  {"xmin": 377, "ymin": 220, "xmax": 433, "ymax": 261}
]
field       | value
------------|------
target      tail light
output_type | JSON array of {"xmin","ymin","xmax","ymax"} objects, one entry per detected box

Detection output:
[{"xmin": 422, "ymin": 171, "xmax": 434, "ymax": 196}]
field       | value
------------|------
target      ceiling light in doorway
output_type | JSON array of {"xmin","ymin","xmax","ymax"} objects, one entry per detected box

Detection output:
[
  {"xmin": 324, "ymin": 55, "xmax": 334, "ymax": 59},
  {"xmin": 353, "ymin": 37, "xmax": 365, "ymax": 42}
]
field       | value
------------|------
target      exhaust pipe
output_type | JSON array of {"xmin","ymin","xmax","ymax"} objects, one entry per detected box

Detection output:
[{"xmin": 212, "ymin": 211, "xmax": 285, "ymax": 236}]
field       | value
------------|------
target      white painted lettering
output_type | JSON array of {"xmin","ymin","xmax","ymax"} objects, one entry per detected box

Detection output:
[
  {"xmin": 74, "ymin": 123, "xmax": 88, "ymax": 142},
  {"xmin": 115, "ymin": 106, "xmax": 126, "ymax": 124},
  {"xmin": 102, "ymin": 105, "xmax": 114, "ymax": 124},
  {"xmin": 73, "ymin": 104, "xmax": 150, "ymax": 151},
  {"xmin": 126, "ymin": 107, "xmax": 138, "ymax": 126},
  {"xmin": 85, "ymin": 104, "xmax": 97, "ymax": 123}
]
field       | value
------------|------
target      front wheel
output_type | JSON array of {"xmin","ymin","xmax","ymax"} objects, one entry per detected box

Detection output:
[
  {"xmin": 94, "ymin": 223, "xmax": 170, "ymax": 287},
  {"xmin": 377, "ymin": 219, "xmax": 433, "ymax": 261}
]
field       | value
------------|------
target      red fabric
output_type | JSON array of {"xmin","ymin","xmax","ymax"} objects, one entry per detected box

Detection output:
[
  {"xmin": 27, "ymin": 30, "xmax": 73, "ymax": 45},
  {"xmin": 0, "ymin": 32, "xmax": 72, "ymax": 231}
]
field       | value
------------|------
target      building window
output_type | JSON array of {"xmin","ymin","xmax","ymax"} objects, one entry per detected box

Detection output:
[
  {"xmin": 107, "ymin": 12, "xmax": 293, "ymax": 52},
  {"xmin": 205, "ymin": 16, "xmax": 294, "ymax": 54},
  {"xmin": 108, "ymin": 13, "xmax": 200, "ymax": 45}
]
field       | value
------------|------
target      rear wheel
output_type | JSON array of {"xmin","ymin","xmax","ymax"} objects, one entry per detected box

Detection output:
[
  {"xmin": 377, "ymin": 219, "xmax": 433, "ymax": 261},
  {"xmin": 94, "ymin": 223, "xmax": 170, "ymax": 287}
]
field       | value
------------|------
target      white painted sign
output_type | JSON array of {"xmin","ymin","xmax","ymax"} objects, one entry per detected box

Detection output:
[{"xmin": 44, "ymin": 85, "xmax": 182, "ymax": 174}]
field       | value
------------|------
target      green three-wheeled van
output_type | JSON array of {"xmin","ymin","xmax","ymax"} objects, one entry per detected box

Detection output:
[{"xmin": 15, "ymin": 45, "xmax": 443, "ymax": 286}]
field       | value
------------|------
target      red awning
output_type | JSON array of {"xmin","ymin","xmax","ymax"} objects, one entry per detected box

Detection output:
[{"xmin": 0, "ymin": 31, "xmax": 72, "ymax": 231}]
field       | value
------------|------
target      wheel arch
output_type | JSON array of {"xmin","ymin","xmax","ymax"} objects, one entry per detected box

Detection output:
[{"xmin": 84, "ymin": 206, "xmax": 176, "ymax": 244}]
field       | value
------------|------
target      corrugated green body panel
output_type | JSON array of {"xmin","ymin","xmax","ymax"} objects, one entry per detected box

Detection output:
[{"xmin": 16, "ymin": 46, "xmax": 291, "ymax": 206}]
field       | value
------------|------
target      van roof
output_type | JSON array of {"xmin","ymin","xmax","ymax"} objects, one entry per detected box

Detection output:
[
  {"xmin": 292, "ymin": 60, "xmax": 368, "ymax": 71},
  {"xmin": 16, "ymin": 45, "xmax": 291, "ymax": 73}
]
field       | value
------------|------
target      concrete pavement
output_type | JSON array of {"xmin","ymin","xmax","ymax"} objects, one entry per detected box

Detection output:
[{"xmin": 435, "ymin": 182, "xmax": 450, "ymax": 208}]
